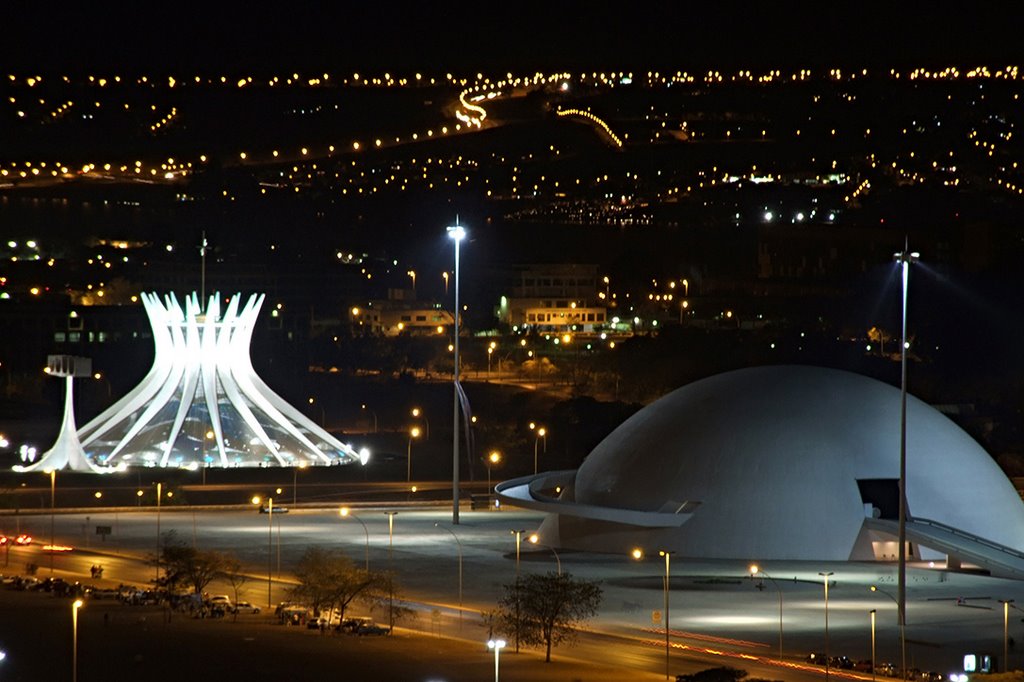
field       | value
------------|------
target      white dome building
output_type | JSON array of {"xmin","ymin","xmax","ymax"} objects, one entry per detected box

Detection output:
[{"xmin": 497, "ymin": 366, "xmax": 1024, "ymax": 576}]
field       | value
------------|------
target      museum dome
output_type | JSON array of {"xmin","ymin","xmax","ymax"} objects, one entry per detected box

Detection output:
[{"xmin": 526, "ymin": 365, "xmax": 1024, "ymax": 563}]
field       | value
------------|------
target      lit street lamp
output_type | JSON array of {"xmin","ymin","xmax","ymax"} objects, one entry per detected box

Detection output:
[
  {"xmin": 361, "ymin": 403, "xmax": 378, "ymax": 433},
  {"xmin": 871, "ymin": 609, "xmax": 877, "ymax": 682},
  {"xmin": 340, "ymin": 507, "xmax": 370, "ymax": 571},
  {"xmin": 633, "ymin": 547, "xmax": 674, "ymax": 680},
  {"xmin": 1001, "ymin": 599, "xmax": 1014, "ymax": 672},
  {"xmin": 72, "ymin": 598, "xmax": 84, "ymax": 682},
  {"xmin": 533, "ymin": 426, "xmax": 547, "ymax": 475},
  {"xmin": 820, "ymin": 571, "xmax": 835, "ymax": 682},
  {"xmin": 487, "ymin": 451, "xmax": 502, "ymax": 498},
  {"xmin": 487, "ymin": 638, "xmax": 506, "ymax": 682},
  {"xmin": 870, "ymin": 584, "xmax": 905, "ymax": 675},
  {"xmin": 307, "ymin": 396, "xmax": 324, "ymax": 426},
  {"xmin": 511, "ymin": 529, "xmax": 526, "ymax": 577},
  {"xmin": 407, "ymin": 427, "xmax": 421, "ymax": 482},
  {"xmin": 48, "ymin": 468, "xmax": 55, "ymax": 575},
  {"xmin": 411, "ymin": 407, "xmax": 430, "ymax": 439},
  {"xmin": 448, "ymin": 221, "xmax": 466, "ymax": 524},
  {"xmin": 435, "ymin": 522, "xmax": 464, "ymax": 626},
  {"xmin": 894, "ymin": 243, "xmax": 918, "ymax": 682},
  {"xmin": 749, "ymin": 564, "xmax": 783, "ymax": 662},
  {"xmin": 292, "ymin": 462, "xmax": 306, "ymax": 506},
  {"xmin": 155, "ymin": 481, "xmax": 162, "ymax": 581},
  {"xmin": 528, "ymin": 533, "xmax": 561, "ymax": 575},
  {"xmin": 385, "ymin": 511, "xmax": 398, "ymax": 633},
  {"xmin": 252, "ymin": 495, "xmax": 274, "ymax": 609}
]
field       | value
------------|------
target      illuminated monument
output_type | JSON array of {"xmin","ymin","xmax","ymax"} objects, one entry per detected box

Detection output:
[{"xmin": 20, "ymin": 292, "xmax": 367, "ymax": 472}]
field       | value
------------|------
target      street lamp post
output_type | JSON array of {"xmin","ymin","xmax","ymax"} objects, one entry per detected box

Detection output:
[
  {"xmin": 487, "ymin": 451, "xmax": 502, "ymax": 499},
  {"xmin": 361, "ymin": 404, "xmax": 378, "ymax": 433},
  {"xmin": 251, "ymin": 495, "xmax": 274, "ymax": 609},
  {"xmin": 155, "ymin": 482, "xmax": 162, "ymax": 581},
  {"xmin": 871, "ymin": 609, "xmax": 877, "ymax": 682},
  {"xmin": 411, "ymin": 407, "xmax": 430, "ymax": 440},
  {"xmin": 511, "ymin": 529, "xmax": 526, "ymax": 577},
  {"xmin": 72, "ymin": 598, "xmax": 83, "ymax": 682},
  {"xmin": 528, "ymin": 533, "xmax": 561, "ymax": 575},
  {"xmin": 533, "ymin": 427, "xmax": 546, "ymax": 475},
  {"xmin": 48, "ymin": 469, "xmax": 55, "ymax": 575},
  {"xmin": 339, "ymin": 507, "xmax": 370, "ymax": 571},
  {"xmin": 385, "ymin": 511, "xmax": 398, "ymax": 633},
  {"xmin": 292, "ymin": 462, "xmax": 306, "ymax": 506},
  {"xmin": 632, "ymin": 548, "xmax": 674, "ymax": 680},
  {"xmin": 820, "ymin": 571, "xmax": 835, "ymax": 682},
  {"xmin": 407, "ymin": 427, "xmax": 421, "ymax": 482},
  {"xmin": 870, "ymin": 584, "xmax": 905, "ymax": 674},
  {"xmin": 894, "ymin": 243, "xmax": 918, "ymax": 682},
  {"xmin": 749, "ymin": 564, "xmax": 783, "ymax": 662},
  {"xmin": 488, "ymin": 639, "xmax": 506, "ymax": 682},
  {"xmin": 1001, "ymin": 599, "xmax": 1014, "ymax": 672},
  {"xmin": 448, "ymin": 221, "xmax": 466, "ymax": 524},
  {"xmin": 435, "ymin": 523, "xmax": 463, "ymax": 626},
  {"xmin": 660, "ymin": 550, "xmax": 674, "ymax": 681}
]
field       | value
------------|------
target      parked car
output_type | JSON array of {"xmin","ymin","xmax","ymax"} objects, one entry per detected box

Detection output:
[
  {"xmin": 233, "ymin": 601, "xmax": 261, "ymax": 614},
  {"xmin": 342, "ymin": 617, "xmax": 389, "ymax": 636},
  {"xmin": 14, "ymin": 534, "xmax": 32, "ymax": 546},
  {"xmin": 208, "ymin": 595, "xmax": 233, "ymax": 609}
]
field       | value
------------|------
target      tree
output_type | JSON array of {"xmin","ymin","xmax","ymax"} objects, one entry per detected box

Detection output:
[
  {"xmin": 159, "ymin": 532, "xmax": 231, "ymax": 596},
  {"xmin": 496, "ymin": 571, "xmax": 603, "ymax": 662},
  {"xmin": 289, "ymin": 546, "xmax": 384, "ymax": 624},
  {"xmin": 223, "ymin": 558, "xmax": 249, "ymax": 621}
]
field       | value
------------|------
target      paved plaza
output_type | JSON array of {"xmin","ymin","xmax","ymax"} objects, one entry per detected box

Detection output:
[{"xmin": 2, "ymin": 504, "xmax": 1022, "ymax": 679}]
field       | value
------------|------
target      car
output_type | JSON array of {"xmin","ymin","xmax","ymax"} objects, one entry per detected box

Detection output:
[
  {"xmin": 344, "ymin": 618, "xmax": 388, "ymax": 636},
  {"xmin": 258, "ymin": 505, "xmax": 288, "ymax": 514},
  {"xmin": 233, "ymin": 601, "xmax": 261, "ymax": 614},
  {"xmin": 208, "ymin": 595, "xmax": 232, "ymax": 607},
  {"xmin": 0, "ymin": 536, "xmax": 7, "ymax": 546},
  {"xmin": 14, "ymin": 534, "xmax": 32, "ymax": 546}
]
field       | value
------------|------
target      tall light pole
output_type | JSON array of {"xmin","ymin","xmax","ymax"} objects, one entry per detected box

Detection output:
[
  {"xmin": 407, "ymin": 427, "xmax": 421, "ymax": 482},
  {"xmin": 292, "ymin": 462, "xmax": 306, "ymax": 506},
  {"xmin": 435, "ymin": 523, "xmax": 463, "ymax": 626},
  {"xmin": 1001, "ymin": 599, "xmax": 1014, "ymax": 672},
  {"xmin": 533, "ymin": 427, "xmax": 546, "ymax": 475},
  {"xmin": 820, "ymin": 571, "xmax": 835, "ymax": 682},
  {"xmin": 251, "ymin": 495, "xmax": 273, "ymax": 609},
  {"xmin": 488, "ymin": 639, "xmax": 506, "ymax": 682},
  {"xmin": 340, "ymin": 507, "xmax": 370, "ymax": 571},
  {"xmin": 48, "ymin": 469, "xmax": 55, "ymax": 575},
  {"xmin": 155, "ymin": 482, "xmax": 162, "ymax": 581},
  {"xmin": 871, "ymin": 584, "xmax": 905, "ymax": 675},
  {"xmin": 632, "ymin": 547, "xmax": 674, "ymax": 680},
  {"xmin": 411, "ymin": 407, "xmax": 430, "ymax": 439},
  {"xmin": 511, "ymin": 529, "xmax": 526, "ymax": 577},
  {"xmin": 870, "ymin": 609, "xmax": 877, "ymax": 682},
  {"xmin": 72, "ymin": 598, "xmax": 84, "ymax": 682},
  {"xmin": 385, "ymin": 511, "xmax": 398, "ymax": 633},
  {"xmin": 487, "ymin": 451, "xmax": 502, "ymax": 498},
  {"xmin": 660, "ymin": 550, "xmax": 674, "ymax": 680},
  {"xmin": 448, "ymin": 221, "xmax": 466, "ymax": 524},
  {"xmin": 750, "ymin": 564, "xmax": 783, "ymax": 662},
  {"xmin": 361, "ymin": 403, "xmax": 378, "ymax": 433},
  {"xmin": 894, "ymin": 243, "xmax": 918, "ymax": 682},
  {"xmin": 528, "ymin": 533, "xmax": 561, "ymax": 575}
]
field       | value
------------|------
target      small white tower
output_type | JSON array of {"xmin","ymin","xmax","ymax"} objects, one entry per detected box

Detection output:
[{"xmin": 15, "ymin": 355, "xmax": 110, "ymax": 473}]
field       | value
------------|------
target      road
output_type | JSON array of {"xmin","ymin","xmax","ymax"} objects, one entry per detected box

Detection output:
[{"xmin": 2, "ymin": 505, "xmax": 1021, "ymax": 679}]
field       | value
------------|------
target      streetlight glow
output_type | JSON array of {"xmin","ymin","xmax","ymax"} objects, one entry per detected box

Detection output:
[{"xmin": 448, "ymin": 220, "xmax": 466, "ymax": 524}]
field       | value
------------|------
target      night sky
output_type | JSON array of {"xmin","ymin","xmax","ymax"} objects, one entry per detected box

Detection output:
[{"xmin": 4, "ymin": 2, "xmax": 1022, "ymax": 73}]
